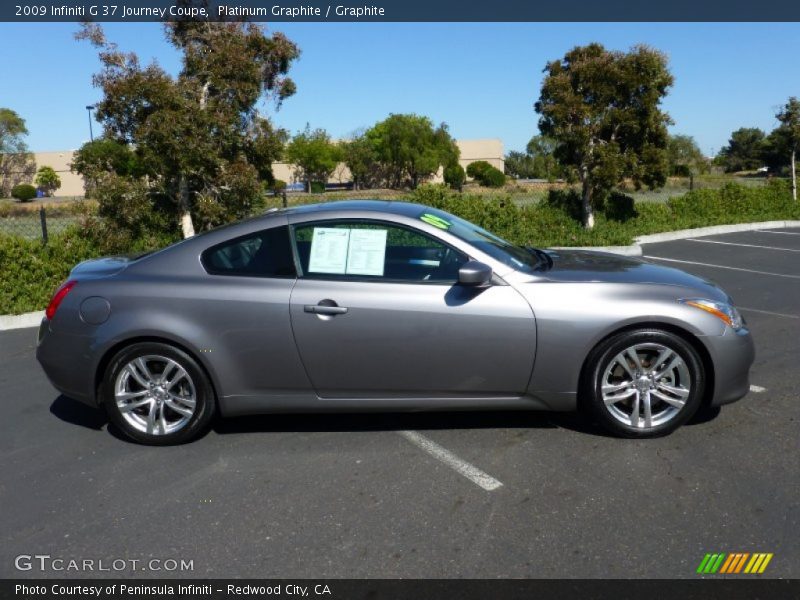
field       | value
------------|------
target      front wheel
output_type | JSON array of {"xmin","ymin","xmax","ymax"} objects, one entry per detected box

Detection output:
[
  {"xmin": 583, "ymin": 329, "xmax": 705, "ymax": 438},
  {"xmin": 102, "ymin": 342, "xmax": 215, "ymax": 445}
]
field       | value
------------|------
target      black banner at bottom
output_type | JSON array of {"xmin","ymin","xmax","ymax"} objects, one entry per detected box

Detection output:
[{"xmin": 2, "ymin": 579, "xmax": 798, "ymax": 600}]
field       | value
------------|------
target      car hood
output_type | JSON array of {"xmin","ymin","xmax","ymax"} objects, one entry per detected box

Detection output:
[{"xmin": 536, "ymin": 249, "xmax": 729, "ymax": 300}]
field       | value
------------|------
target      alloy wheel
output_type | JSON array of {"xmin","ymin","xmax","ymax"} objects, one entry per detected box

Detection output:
[
  {"xmin": 600, "ymin": 342, "xmax": 691, "ymax": 429},
  {"xmin": 114, "ymin": 355, "xmax": 197, "ymax": 435}
]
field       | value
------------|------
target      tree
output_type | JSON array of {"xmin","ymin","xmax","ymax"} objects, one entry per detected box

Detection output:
[
  {"xmin": 504, "ymin": 150, "xmax": 538, "ymax": 179},
  {"xmin": 284, "ymin": 126, "xmax": 342, "ymax": 192},
  {"xmin": 526, "ymin": 135, "xmax": 561, "ymax": 180},
  {"xmin": 776, "ymin": 97, "xmax": 800, "ymax": 201},
  {"xmin": 443, "ymin": 162, "xmax": 465, "ymax": 190},
  {"xmin": 77, "ymin": 18, "xmax": 299, "ymax": 237},
  {"xmin": 535, "ymin": 43, "xmax": 673, "ymax": 228},
  {"xmin": 34, "ymin": 166, "xmax": 61, "ymax": 196},
  {"xmin": 0, "ymin": 108, "xmax": 36, "ymax": 198},
  {"xmin": 366, "ymin": 114, "xmax": 459, "ymax": 189},
  {"xmin": 667, "ymin": 134, "xmax": 708, "ymax": 188},
  {"xmin": 716, "ymin": 128, "xmax": 766, "ymax": 173},
  {"xmin": 341, "ymin": 130, "xmax": 380, "ymax": 190}
]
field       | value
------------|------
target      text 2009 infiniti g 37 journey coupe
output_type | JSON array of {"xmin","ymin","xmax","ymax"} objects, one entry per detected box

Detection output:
[{"xmin": 37, "ymin": 201, "xmax": 754, "ymax": 444}]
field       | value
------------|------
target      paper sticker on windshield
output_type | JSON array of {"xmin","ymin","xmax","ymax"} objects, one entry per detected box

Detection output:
[
  {"xmin": 346, "ymin": 229, "xmax": 387, "ymax": 276},
  {"xmin": 420, "ymin": 214, "xmax": 451, "ymax": 230},
  {"xmin": 308, "ymin": 228, "xmax": 350, "ymax": 274}
]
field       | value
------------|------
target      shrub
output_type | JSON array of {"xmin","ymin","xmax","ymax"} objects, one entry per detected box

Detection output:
[
  {"xmin": 466, "ymin": 161, "xmax": 505, "ymax": 187},
  {"xmin": 443, "ymin": 163, "xmax": 465, "ymax": 190},
  {"xmin": 310, "ymin": 181, "xmax": 326, "ymax": 194},
  {"xmin": 11, "ymin": 184, "xmax": 36, "ymax": 202},
  {"xmin": 269, "ymin": 179, "xmax": 287, "ymax": 195},
  {"xmin": 604, "ymin": 192, "xmax": 637, "ymax": 222},
  {"xmin": 479, "ymin": 166, "xmax": 506, "ymax": 188},
  {"xmin": 544, "ymin": 188, "xmax": 582, "ymax": 222},
  {"xmin": 466, "ymin": 161, "xmax": 492, "ymax": 180},
  {"xmin": 0, "ymin": 228, "xmax": 103, "ymax": 315}
]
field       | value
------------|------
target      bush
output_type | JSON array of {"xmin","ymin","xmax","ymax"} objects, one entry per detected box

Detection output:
[
  {"xmin": 0, "ymin": 228, "xmax": 103, "ymax": 315},
  {"xmin": 466, "ymin": 161, "xmax": 492, "ymax": 180},
  {"xmin": 466, "ymin": 161, "xmax": 505, "ymax": 188},
  {"xmin": 410, "ymin": 180, "xmax": 800, "ymax": 250},
  {"xmin": 11, "ymin": 184, "xmax": 36, "ymax": 202},
  {"xmin": 479, "ymin": 166, "xmax": 506, "ymax": 188},
  {"xmin": 443, "ymin": 163, "xmax": 465, "ymax": 190},
  {"xmin": 269, "ymin": 179, "xmax": 287, "ymax": 195},
  {"xmin": 310, "ymin": 181, "xmax": 326, "ymax": 194},
  {"xmin": 604, "ymin": 192, "xmax": 637, "ymax": 222}
]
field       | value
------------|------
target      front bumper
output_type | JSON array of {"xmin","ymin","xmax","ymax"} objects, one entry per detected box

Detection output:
[
  {"xmin": 36, "ymin": 319, "xmax": 98, "ymax": 406},
  {"xmin": 703, "ymin": 327, "xmax": 755, "ymax": 407}
]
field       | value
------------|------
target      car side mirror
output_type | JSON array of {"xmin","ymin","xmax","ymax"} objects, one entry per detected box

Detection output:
[{"xmin": 458, "ymin": 260, "xmax": 492, "ymax": 287}]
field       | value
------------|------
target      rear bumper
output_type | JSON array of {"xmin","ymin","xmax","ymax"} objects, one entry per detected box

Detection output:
[
  {"xmin": 36, "ymin": 319, "xmax": 98, "ymax": 407},
  {"xmin": 703, "ymin": 327, "xmax": 755, "ymax": 407}
]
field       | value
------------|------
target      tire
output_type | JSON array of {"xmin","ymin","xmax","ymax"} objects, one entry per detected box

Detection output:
[
  {"xmin": 101, "ymin": 342, "xmax": 215, "ymax": 445},
  {"xmin": 582, "ymin": 329, "xmax": 705, "ymax": 438}
]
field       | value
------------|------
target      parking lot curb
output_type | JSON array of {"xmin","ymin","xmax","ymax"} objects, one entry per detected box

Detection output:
[
  {"xmin": 0, "ymin": 311, "xmax": 44, "ymax": 331},
  {"xmin": 554, "ymin": 220, "xmax": 800, "ymax": 258},
  {"xmin": 635, "ymin": 220, "xmax": 800, "ymax": 245}
]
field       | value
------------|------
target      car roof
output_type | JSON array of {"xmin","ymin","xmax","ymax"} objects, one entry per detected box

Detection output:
[{"xmin": 278, "ymin": 199, "xmax": 429, "ymax": 218}]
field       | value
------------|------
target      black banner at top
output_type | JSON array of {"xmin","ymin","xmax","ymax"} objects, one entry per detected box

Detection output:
[{"xmin": 4, "ymin": 0, "xmax": 800, "ymax": 22}]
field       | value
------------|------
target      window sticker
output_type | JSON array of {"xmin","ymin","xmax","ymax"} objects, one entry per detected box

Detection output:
[
  {"xmin": 346, "ymin": 229, "xmax": 387, "ymax": 276},
  {"xmin": 308, "ymin": 227, "xmax": 350, "ymax": 274},
  {"xmin": 420, "ymin": 213, "xmax": 451, "ymax": 230}
]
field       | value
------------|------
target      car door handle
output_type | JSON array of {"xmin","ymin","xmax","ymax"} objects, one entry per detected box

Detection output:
[{"xmin": 304, "ymin": 304, "xmax": 348, "ymax": 315}]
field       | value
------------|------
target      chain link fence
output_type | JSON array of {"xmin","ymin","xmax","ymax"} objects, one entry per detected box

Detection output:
[{"xmin": 0, "ymin": 207, "xmax": 80, "ymax": 243}]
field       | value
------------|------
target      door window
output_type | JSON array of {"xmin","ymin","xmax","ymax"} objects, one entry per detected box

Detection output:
[{"xmin": 293, "ymin": 221, "xmax": 467, "ymax": 283}]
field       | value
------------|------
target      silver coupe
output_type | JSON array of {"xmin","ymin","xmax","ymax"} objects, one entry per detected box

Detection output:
[{"xmin": 37, "ymin": 201, "xmax": 755, "ymax": 444}]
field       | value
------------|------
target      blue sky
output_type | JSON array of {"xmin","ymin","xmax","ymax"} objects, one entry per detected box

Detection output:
[{"xmin": 1, "ymin": 22, "xmax": 798, "ymax": 155}]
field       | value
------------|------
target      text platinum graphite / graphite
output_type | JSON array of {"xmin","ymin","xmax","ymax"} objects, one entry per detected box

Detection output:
[{"xmin": 46, "ymin": 5, "xmax": 386, "ymax": 18}]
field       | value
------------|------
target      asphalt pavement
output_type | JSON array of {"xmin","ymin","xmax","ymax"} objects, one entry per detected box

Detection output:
[{"xmin": 1, "ymin": 227, "xmax": 797, "ymax": 579}]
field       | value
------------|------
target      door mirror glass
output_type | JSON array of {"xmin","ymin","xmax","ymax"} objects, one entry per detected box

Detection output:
[{"xmin": 458, "ymin": 261, "xmax": 492, "ymax": 286}]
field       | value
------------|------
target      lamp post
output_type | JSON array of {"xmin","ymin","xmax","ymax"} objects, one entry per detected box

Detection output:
[{"xmin": 85, "ymin": 105, "xmax": 96, "ymax": 142}]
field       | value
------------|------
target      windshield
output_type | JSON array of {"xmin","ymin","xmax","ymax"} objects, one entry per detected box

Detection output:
[{"xmin": 418, "ymin": 208, "xmax": 541, "ymax": 273}]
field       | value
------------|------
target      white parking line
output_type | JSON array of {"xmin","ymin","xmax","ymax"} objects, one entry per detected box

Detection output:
[
  {"xmin": 643, "ymin": 256, "xmax": 800, "ymax": 279},
  {"xmin": 398, "ymin": 430, "xmax": 504, "ymax": 491},
  {"xmin": 738, "ymin": 306, "xmax": 800, "ymax": 319},
  {"xmin": 750, "ymin": 385, "xmax": 766, "ymax": 393},
  {"xmin": 686, "ymin": 238, "xmax": 800, "ymax": 252},
  {"xmin": 756, "ymin": 230, "xmax": 800, "ymax": 236}
]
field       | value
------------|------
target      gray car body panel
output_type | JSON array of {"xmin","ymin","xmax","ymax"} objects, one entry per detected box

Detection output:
[{"xmin": 36, "ymin": 200, "xmax": 754, "ymax": 416}]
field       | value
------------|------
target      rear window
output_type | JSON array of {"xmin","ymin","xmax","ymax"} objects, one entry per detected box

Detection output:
[{"xmin": 201, "ymin": 226, "xmax": 296, "ymax": 278}]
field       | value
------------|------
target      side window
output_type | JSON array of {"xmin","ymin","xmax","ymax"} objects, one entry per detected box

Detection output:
[
  {"xmin": 293, "ymin": 220, "xmax": 467, "ymax": 283},
  {"xmin": 202, "ymin": 226, "xmax": 296, "ymax": 278}
]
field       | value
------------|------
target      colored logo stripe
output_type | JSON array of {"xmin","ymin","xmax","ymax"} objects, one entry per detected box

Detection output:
[
  {"xmin": 698, "ymin": 553, "xmax": 773, "ymax": 574},
  {"xmin": 744, "ymin": 553, "xmax": 774, "ymax": 574}
]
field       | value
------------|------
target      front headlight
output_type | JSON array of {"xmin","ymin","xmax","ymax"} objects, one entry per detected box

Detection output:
[{"xmin": 680, "ymin": 298, "xmax": 743, "ymax": 330}]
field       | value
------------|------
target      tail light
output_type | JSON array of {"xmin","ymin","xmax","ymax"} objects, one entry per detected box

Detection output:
[{"xmin": 45, "ymin": 280, "xmax": 77, "ymax": 321}]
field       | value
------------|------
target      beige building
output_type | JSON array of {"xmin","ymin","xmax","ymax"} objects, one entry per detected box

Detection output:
[
  {"xmin": 26, "ymin": 138, "xmax": 503, "ymax": 197},
  {"xmin": 29, "ymin": 151, "xmax": 86, "ymax": 197}
]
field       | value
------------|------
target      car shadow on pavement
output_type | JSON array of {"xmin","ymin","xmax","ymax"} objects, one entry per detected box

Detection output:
[
  {"xmin": 212, "ymin": 410, "xmax": 602, "ymax": 436},
  {"xmin": 49, "ymin": 394, "xmax": 107, "ymax": 430},
  {"xmin": 212, "ymin": 404, "xmax": 721, "ymax": 439},
  {"xmin": 49, "ymin": 394, "xmax": 721, "ymax": 441}
]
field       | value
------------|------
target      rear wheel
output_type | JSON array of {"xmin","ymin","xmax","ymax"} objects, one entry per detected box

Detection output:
[
  {"xmin": 584, "ymin": 329, "xmax": 705, "ymax": 438},
  {"xmin": 102, "ymin": 342, "xmax": 215, "ymax": 445}
]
